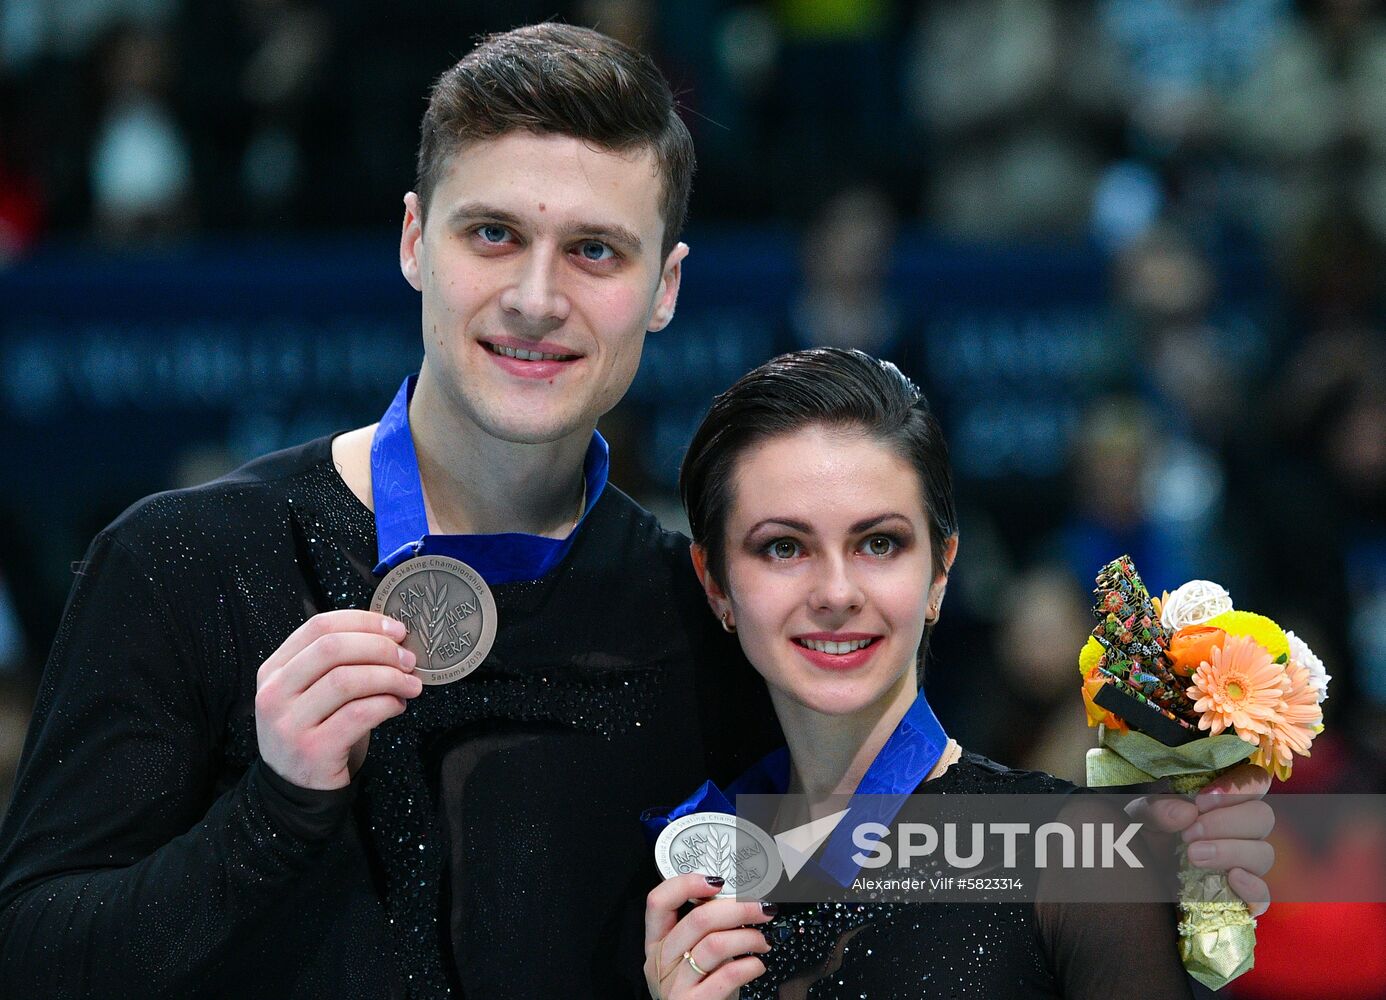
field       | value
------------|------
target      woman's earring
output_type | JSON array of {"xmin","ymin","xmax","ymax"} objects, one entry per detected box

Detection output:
[
  {"xmin": 925, "ymin": 602, "xmax": 939, "ymax": 626},
  {"xmin": 720, "ymin": 611, "xmax": 736, "ymax": 633}
]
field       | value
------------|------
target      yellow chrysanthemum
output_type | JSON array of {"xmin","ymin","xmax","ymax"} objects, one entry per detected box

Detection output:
[
  {"xmin": 1205, "ymin": 610, "xmax": 1290, "ymax": 662},
  {"xmin": 1078, "ymin": 636, "xmax": 1103, "ymax": 677},
  {"xmin": 1186, "ymin": 634, "xmax": 1285, "ymax": 739}
]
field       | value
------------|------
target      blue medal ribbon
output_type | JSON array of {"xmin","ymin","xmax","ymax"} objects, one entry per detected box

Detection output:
[
  {"xmin": 369, "ymin": 374, "xmax": 608, "ymax": 583},
  {"xmin": 642, "ymin": 691, "xmax": 949, "ymax": 887}
]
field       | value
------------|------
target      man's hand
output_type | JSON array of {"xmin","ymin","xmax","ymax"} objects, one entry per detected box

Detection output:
[
  {"xmin": 255, "ymin": 610, "xmax": 423, "ymax": 790},
  {"xmin": 1128, "ymin": 762, "xmax": 1275, "ymax": 916}
]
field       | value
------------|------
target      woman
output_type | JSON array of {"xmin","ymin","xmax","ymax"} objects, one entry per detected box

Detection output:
[{"xmin": 643, "ymin": 349, "xmax": 1274, "ymax": 999}]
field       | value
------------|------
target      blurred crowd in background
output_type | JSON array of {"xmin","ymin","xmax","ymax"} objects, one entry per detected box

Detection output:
[{"xmin": 3, "ymin": 1, "xmax": 1386, "ymax": 995}]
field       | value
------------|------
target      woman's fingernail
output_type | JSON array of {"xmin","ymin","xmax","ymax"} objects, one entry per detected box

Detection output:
[
  {"xmin": 1196, "ymin": 789, "xmax": 1222, "ymax": 810},
  {"xmin": 1188, "ymin": 842, "xmax": 1215, "ymax": 865},
  {"xmin": 383, "ymin": 617, "xmax": 406, "ymax": 638},
  {"xmin": 704, "ymin": 875, "xmax": 725, "ymax": 887},
  {"xmin": 1181, "ymin": 822, "xmax": 1205, "ymax": 844},
  {"xmin": 398, "ymin": 646, "xmax": 416, "ymax": 669},
  {"xmin": 760, "ymin": 902, "xmax": 779, "ymax": 916}
]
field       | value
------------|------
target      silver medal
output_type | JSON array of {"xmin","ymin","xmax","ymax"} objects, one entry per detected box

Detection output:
[
  {"xmin": 654, "ymin": 811, "xmax": 783, "ymax": 899},
  {"xmin": 370, "ymin": 555, "xmax": 498, "ymax": 685}
]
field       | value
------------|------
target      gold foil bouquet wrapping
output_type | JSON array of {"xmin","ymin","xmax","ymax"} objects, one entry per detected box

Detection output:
[{"xmin": 1079, "ymin": 557, "xmax": 1330, "ymax": 990}]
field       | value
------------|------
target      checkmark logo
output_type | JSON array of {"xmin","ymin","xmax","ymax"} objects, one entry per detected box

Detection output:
[{"xmin": 773, "ymin": 808, "xmax": 850, "ymax": 879}]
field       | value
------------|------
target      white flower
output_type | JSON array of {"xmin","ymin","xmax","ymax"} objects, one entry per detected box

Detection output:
[
  {"xmin": 1160, "ymin": 580, "xmax": 1233, "ymax": 631},
  {"xmin": 1286, "ymin": 630, "xmax": 1331, "ymax": 703}
]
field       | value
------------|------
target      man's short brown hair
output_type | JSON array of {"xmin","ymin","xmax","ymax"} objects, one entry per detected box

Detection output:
[{"xmin": 416, "ymin": 23, "xmax": 695, "ymax": 258}]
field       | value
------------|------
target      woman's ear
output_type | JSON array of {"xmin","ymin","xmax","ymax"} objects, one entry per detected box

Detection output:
[
  {"xmin": 690, "ymin": 543, "xmax": 731, "ymax": 624},
  {"xmin": 927, "ymin": 534, "xmax": 960, "ymax": 621}
]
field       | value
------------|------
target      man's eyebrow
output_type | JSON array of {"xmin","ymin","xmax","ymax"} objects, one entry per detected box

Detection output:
[{"xmin": 445, "ymin": 202, "xmax": 525, "ymax": 228}]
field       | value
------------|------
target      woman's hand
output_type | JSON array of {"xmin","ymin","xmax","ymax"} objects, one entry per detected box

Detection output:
[
  {"xmin": 644, "ymin": 873, "xmax": 776, "ymax": 999},
  {"xmin": 1127, "ymin": 762, "xmax": 1276, "ymax": 915}
]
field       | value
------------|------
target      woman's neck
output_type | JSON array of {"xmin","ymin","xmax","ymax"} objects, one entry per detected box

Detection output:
[{"xmin": 774, "ymin": 673, "xmax": 918, "ymax": 811}]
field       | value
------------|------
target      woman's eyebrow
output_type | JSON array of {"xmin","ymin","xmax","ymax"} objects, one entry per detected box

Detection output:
[
  {"xmin": 746, "ymin": 517, "xmax": 812, "ymax": 535},
  {"xmin": 744, "ymin": 513, "xmax": 912, "ymax": 536},
  {"xmin": 850, "ymin": 513, "xmax": 912, "ymax": 533}
]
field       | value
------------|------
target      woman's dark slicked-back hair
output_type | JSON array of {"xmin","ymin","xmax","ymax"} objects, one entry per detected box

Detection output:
[
  {"xmin": 416, "ymin": 22, "xmax": 695, "ymax": 259},
  {"xmin": 679, "ymin": 348, "xmax": 959, "ymax": 595}
]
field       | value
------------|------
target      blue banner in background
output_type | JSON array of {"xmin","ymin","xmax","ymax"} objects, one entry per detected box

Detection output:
[{"xmin": 0, "ymin": 229, "xmax": 1266, "ymax": 571}]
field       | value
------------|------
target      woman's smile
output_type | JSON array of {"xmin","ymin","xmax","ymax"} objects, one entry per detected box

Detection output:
[{"xmin": 790, "ymin": 632, "xmax": 884, "ymax": 671}]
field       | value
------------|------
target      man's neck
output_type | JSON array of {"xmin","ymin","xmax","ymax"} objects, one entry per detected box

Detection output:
[{"xmin": 330, "ymin": 375, "xmax": 590, "ymax": 539}]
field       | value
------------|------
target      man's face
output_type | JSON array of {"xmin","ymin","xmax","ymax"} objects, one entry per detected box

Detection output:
[{"xmin": 400, "ymin": 131, "xmax": 686, "ymax": 445}]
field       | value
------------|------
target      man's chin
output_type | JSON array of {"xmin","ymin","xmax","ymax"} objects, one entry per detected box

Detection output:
[{"xmin": 473, "ymin": 410, "xmax": 592, "ymax": 447}]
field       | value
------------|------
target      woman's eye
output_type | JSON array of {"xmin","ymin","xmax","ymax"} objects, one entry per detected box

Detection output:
[
  {"xmin": 477, "ymin": 224, "xmax": 511, "ymax": 244},
  {"xmin": 863, "ymin": 535, "xmax": 897, "ymax": 557},
  {"xmin": 768, "ymin": 539, "xmax": 801, "ymax": 560},
  {"xmin": 577, "ymin": 240, "xmax": 614, "ymax": 261}
]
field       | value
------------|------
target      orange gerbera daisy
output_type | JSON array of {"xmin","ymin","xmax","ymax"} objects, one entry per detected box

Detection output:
[
  {"xmin": 1251, "ymin": 659, "xmax": 1323, "ymax": 780},
  {"xmin": 1186, "ymin": 634, "xmax": 1284, "ymax": 741}
]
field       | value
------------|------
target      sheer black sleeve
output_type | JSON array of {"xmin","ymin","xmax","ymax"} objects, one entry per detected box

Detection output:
[
  {"xmin": 1033, "ymin": 794, "xmax": 1195, "ymax": 1000},
  {"xmin": 0, "ymin": 528, "xmax": 353, "ymax": 998}
]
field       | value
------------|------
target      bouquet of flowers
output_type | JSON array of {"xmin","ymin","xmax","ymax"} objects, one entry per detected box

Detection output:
[{"xmin": 1078, "ymin": 556, "xmax": 1329, "ymax": 989}]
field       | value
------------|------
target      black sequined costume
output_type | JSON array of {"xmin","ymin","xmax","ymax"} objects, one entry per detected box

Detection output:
[
  {"xmin": 0, "ymin": 436, "xmax": 779, "ymax": 998},
  {"xmin": 748, "ymin": 751, "xmax": 1195, "ymax": 999}
]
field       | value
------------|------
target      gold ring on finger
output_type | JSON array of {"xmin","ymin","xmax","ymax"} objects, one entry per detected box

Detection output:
[{"xmin": 684, "ymin": 950, "xmax": 710, "ymax": 977}]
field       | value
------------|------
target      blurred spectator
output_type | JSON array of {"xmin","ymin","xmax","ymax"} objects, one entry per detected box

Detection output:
[
  {"xmin": 1100, "ymin": 0, "xmax": 1290, "ymax": 155},
  {"xmin": 778, "ymin": 185, "xmax": 917, "ymax": 366},
  {"xmin": 0, "ymin": 86, "xmax": 43, "ymax": 260},
  {"xmin": 1053, "ymin": 395, "xmax": 1224, "ymax": 593},
  {"xmin": 1099, "ymin": 0, "xmax": 1292, "ymax": 232},
  {"xmin": 907, "ymin": 0, "xmax": 1122, "ymax": 240},
  {"xmin": 1259, "ymin": 327, "xmax": 1386, "ymax": 746},
  {"xmin": 1112, "ymin": 224, "xmax": 1271, "ymax": 451},
  {"xmin": 178, "ymin": 0, "xmax": 332, "ymax": 228},
  {"xmin": 0, "ymin": 0, "xmax": 175, "ymax": 68},
  {"xmin": 989, "ymin": 564, "xmax": 1095, "ymax": 784},
  {"xmin": 762, "ymin": 0, "xmax": 902, "ymax": 214},
  {"xmin": 89, "ymin": 24, "xmax": 191, "ymax": 239},
  {"xmin": 1225, "ymin": 0, "xmax": 1386, "ymax": 245}
]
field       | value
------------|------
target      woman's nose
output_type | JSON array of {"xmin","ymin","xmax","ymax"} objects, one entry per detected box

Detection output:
[{"xmin": 809, "ymin": 554, "xmax": 865, "ymax": 614}]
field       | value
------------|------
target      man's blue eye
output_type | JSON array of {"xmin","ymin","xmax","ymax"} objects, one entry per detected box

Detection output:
[
  {"xmin": 479, "ymin": 225, "xmax": 509, "ymax": 243},
  {"xmin": 579, "ymin": 241, "xmax": 613, "ymax": 261}
]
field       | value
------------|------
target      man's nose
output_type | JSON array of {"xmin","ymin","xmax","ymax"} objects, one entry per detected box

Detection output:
[{"xmin": 498, "ymin": 244, "xmax": 570, "ymax": 327}]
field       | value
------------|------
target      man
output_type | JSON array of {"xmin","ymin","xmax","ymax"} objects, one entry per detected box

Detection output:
[{"xmin": 0, "ymin": 22, "xmax": 1273, "ymax": 999}]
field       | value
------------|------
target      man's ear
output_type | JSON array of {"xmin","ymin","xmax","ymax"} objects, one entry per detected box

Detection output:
[
  {"xmin": 690, "ymin": 542, "xmax": 731, "ymax": 623},
  {"xmin": 400, "ymin": 192, "xmax": 425, "ymax": 292},
  {"xmin": 647, "ymin": 241, "xmax": 689, "ymax": 332}
]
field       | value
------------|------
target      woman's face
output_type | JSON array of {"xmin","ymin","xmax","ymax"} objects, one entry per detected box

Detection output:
[{"xmin": 697, "ymin": 424, "xmax": 954, "ymax": 719}]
